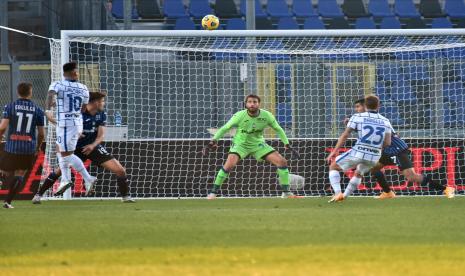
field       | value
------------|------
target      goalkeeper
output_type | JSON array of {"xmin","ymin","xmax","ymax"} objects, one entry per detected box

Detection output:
[{"xmin": 205, "ymin": 94, "xmax": 300, "ymax": 199}]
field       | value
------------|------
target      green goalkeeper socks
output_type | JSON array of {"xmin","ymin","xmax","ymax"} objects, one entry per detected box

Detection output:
[
  {"xmin": 212, "ymin": 168, "xmax": 229, "ymax": 193},
  {"xmin": 277, "ymin": 167, "xmax": 290, "ymax": 192}
]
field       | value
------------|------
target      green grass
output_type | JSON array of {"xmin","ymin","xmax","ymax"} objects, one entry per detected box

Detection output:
[{"xmin": 1, "ymin": 197, "xmax": 465, "ymax": 275}]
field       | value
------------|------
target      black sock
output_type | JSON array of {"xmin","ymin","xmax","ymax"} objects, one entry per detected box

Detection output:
[
  {"xmin": 422, "ymin": 174, "xmax": 445, "ymax": 191},
  {"xmin": 38, "ymin": 172, "xmax": 60, "ymax": 196},
  {"xmin": 5, "ymin": 176, "xmax": 23, "ymax": 204},
  {"xmin": 374, "ymin": 171, "xmax": 391, "ymax": 193},
  {"xmin": 117, "ymin": 176, "xmax": 129, "ymax": 197}
]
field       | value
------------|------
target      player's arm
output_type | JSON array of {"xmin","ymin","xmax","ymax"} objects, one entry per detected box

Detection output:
[
  {"xmin": 0, "ymin": 119, "xmax": 8, "ymax": 143},
  {"xmin": 326, "ymin": 116, "xmax": 356, "ymax": 163},
  {"xmin": 269, "ymin": 116, "xmax": 290, "ymax": 147},
  {"xmin": 36, "ymin": 126, "xmax": 45, "ymax": 152},
  {"xmin": 81, "ymin": 88, "xmax": 90, "ymax": 113},
  {"xmin": 82, "ymin": 125, "xmax": 105, "ymax": 155},
  {"xmin": 46, "ymin": 84, "xmax": 57, "ymax": 124}
]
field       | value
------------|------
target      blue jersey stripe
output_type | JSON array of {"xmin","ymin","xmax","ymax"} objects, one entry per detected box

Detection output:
[{"xmin": 383, "ymin": 136, "xmax": 409, "ymax": 156}]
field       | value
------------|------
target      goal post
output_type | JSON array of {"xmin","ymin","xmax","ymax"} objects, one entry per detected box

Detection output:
[{"xmin": 43, "ymin": 28, "xmax": 465, "ymax": 199}]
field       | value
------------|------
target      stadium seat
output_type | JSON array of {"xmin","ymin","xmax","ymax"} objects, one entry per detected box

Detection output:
[
  {"xmin": 431, "ymin": 17, "xmax": 453, "ymax": 28},
  {"xmin": 174, "ymin": 18, "xmax": 196, "ymax": 30},
  {"xmin": 443, "ymin": 81, "xmax": 465, "ymax": 101},
  {"xmin": 292, "ymin": 0, "xmax": 318, "ymax": 17},
  {"xmin": 303, "ymin": 17, "xmax": 326, "ymax": 29},
  {"xmin": 376, "ymin": 81, "xmax": 390, "ymax": 101},
  {"xmin": 394, "ymin": 0, "xmax": 421, "ymax": 18},
  {"xmin": 377, "ymin": 63, "xmax": 403, "ymax": 82},
  {"xmin": 403, "ymin": 65, "xmax": 429, "ymax": 81},
  {"xmin": 368, "ymin": 0, "xmax": 394, "ymax": 18},
  {"xmin": 240, "ymin": 0, "xmax": 267, "ymax": 18},
  {"xmin": 379, "ymin": 102, "xmax": 405, "ymax": 125},
  {"xmin": 163, "ymin": 0, "xmax": 188, "ymax": 18},
  {"xmin": 276, "ymin": 102, "xmax": 293, "ymax": 127},
  {"xmin": 339, "ymin": 38, "xmax": 367, "ymax": 60},
  {"xmin": 404, "ymin": 17, "xmax": 427, "ymax": 28},
  {"xmin": 136, "ymin": 0, "xmax": 162, "ymax": 19},
  {"xmin": 391, "ymin": 37, "xmax": 418, "ymax": 59},
  {"xmin": 112, "ymin": 0, "xmax": 139, "ymax": 19},
  {"xmin": 342, "ymin": 0, "xmax": 370, "ymax": 18},
  {"xmin": 276, "ymin": 64, "xmax": 292, "ymax": 81},
  {"xmin": 256, "ymin": 39, "xmax": 290, "ymax": 61},
  {"xmin": 420, "ymin": 0, "xmax": 444, "ymax": 18},
  {"xmin": 355, "ymin": 17, "xmax": 376, "ymax": 29},
  {"xmin": 313, "ymin": 38, "xmax": 340, "ymax": 59},
  {"xmin": 256, "ymin": 18, "xmax": 273, "ymax": 29},
  {"xmin": 390, "ymin": 79, "xmax": 417, "ymax": 102},
  {"xmin": 327, "ymin": 18, "xmax": 351, "ymax": 29},
  {"xmin": 215, "ymin": 0, "xmax": 240, "ymax": 18},
  {"xmin": 226, "ymin": 18, "xmax": 246, "ymax": 30},
  {"xmin": 267, "ymin": 0, "xmax": 292, "ymax": 18},
  {"xmin": 380, "ymin": 17, "xmax": 402, "ymax": 29},
  {"xmin": 318, "ymin": 0, "xmax": 344, "ymax": 18},
  {"xmin": 211, "ymin": 38, "xmax": 246, "ymax": 60},
  {"xmin": 445, "ymin": 0, "xmax": 465, "ymax": 19},
  {"xmin": 189, "ymin": 0, "xmax": 213, "ymax": 18},
  {"xmin": 277, "ymin": 17, "xmax": 300, "ymax": 29}
]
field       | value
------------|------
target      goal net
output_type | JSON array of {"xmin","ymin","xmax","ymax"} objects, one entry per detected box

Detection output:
[{"xmin": 44, "ymin": 29, "xmax": 465, "ymax": 198}]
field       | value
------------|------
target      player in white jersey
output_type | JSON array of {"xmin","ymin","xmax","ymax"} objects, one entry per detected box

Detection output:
[
  {"xmin": 46, "ymin": 62, "xmax": 97, "ymax": 196},
  {"xmin": 326, "ymin": 95, "xmax": 392, "ymax": 203}
]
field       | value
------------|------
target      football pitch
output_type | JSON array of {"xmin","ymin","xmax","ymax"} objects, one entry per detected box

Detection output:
[{"xmin": 1, "ymin": 197, "xmax": 464, "ymax": 275}]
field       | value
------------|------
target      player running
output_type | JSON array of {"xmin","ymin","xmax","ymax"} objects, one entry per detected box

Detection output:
[
  {"xmin": 34, "ymin": 91, "xmax": 135, "ymax": 203},
  {"xmin": 204, "ymin": 94, "xmax": 299, "ymax": 199},
  {"xmin": 348, "ymin": 99, "xmax": 455, "ymax": 199},
  {"xmin": 0, "ymin": 83, "xmax": 45, "ymax": 208},
  {"xmin": 46, "ymin": 62, "xmax": 96, "ymax": 196},
  {"xmin": 326, "ymin": 95, "xmax": 392, "ymax": 202}
]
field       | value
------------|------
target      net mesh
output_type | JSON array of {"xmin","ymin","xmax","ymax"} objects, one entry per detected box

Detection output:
[{"xmin": 45, "ymin": 32, "xmax": 465, "ymax": 198}]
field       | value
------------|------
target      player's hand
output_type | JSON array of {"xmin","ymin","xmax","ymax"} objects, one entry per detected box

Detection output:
[
  {"xmin": 202, "ymin": 140, "xmax": 218, "ymax": 156},
  {"xmin": 326, "ymin": 152, "xmax": 336, "ymax": 164},
  {"xmin": 343, "ymin": 118, "xmax": 349, "ymax": 126},
  {"xmin": 285, "ymin": 144, "xmax": 301, "ymax": 159},
  {"xmin": 82, "ymin": 144, "xmax": 96, "ymax": 155}
]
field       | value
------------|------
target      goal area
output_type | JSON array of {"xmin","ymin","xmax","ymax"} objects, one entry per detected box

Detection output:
[{"xmin": 44, "ymin": 29, "xmax": 465, "ymax": 199}]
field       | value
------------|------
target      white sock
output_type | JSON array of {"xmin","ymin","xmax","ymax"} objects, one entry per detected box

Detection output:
[
  {"xmin": 344, "ymin": 176, "xmax": 362, "ymax": 198},
  {"xmin": 63, "ymin": 154, "xmax": 94, "ymax": 183},
  {"xmin": 58, "ymin": 155, "xmax": 71, "ymax": 183},
  {"xmin": 329, "ymin": 170, "xmax": 341, "ymax": 194}
]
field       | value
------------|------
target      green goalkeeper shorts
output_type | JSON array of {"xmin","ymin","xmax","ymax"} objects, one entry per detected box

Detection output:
[{"xmin": 229, "ymin": 142, "xmax": 275, "ymax": 161}]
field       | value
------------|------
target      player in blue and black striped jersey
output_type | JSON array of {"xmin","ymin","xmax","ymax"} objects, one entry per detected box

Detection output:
[
  {"xmin": 350, "ymin": 99, "xmax": 455, "ymax": 199},
  {"xmin": 0, "ymin": 83, "xmax": 45, "ymax": 208},
  {"xmin": 34, "ymin": 91, "xmax": 134, "ymax": 203}
]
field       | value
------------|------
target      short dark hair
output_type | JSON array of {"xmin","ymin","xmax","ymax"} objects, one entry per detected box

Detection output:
[
  {"xmin": 245, "ymin": 94, "xmax": 261, "ymax": 103},
  {"xmin": 354, "ymin": 98, "xmax": 365, "ymax": 105},
  {"xmin": 63, "ymin": 62, "xmax": 77, "ymax": 73},
  {"xmin": 89, "ymin": 91, "xmax": 107, "ymax": 102},
  {"xmin": 17, "ymin": 82, "xmax": 32, "ymax": 97},
  {"xmin": 365, "ymin": 95, "xmax": 380, "ymax": 110}
]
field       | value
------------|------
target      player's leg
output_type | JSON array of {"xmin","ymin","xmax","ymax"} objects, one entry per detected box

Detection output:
[
  {"xmin": 208, "ymin": 153, "xmax": 241, "ymax": 199},
  {"xmin": 99, "ymin": 156, "xmax": 135, "ymax": 203},
  {"xmin": 328, "ymin": 151, "xmax": 353, "ymax": 202},
  {"xmin": 32, "ymin": 167, "xmax": 62, "ymax": 204},
  {"xmin": 263, "ymin": 151, "xmax": 297, "ymax": 198},
  {"xmin": 370, "ymin": 160, "xmax": 396, "ymax": 200},
  {"xmin": 3, "ymin": 169, "xmax": 26, "ymax": 208}
]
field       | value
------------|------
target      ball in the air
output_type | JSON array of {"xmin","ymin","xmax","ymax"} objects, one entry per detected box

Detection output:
[{"xmin": 202, "ymin": 15, "xmax": 220, "ymax": 30}]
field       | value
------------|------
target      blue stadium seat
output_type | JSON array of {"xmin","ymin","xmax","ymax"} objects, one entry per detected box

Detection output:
[
  {"xmin": 174, "ymin": 18, "xmax": 196, "ymax": 30},
  {"xmin": 377, "ymin": 64, "xmax": 402, "ymax": 81},
  {"xmin": 276, "ymin": 64, "xmax": 292, "ymax": 81},
  {"xmin": 339, "ymin": 38, "xmax": 367, "ymax": 60},
  {"xmin": 267, "ymin": 0, "xmax": 292, "ymax": 17},
  {"xmin": 318, "ymin": 0, "xmax": 344, "ymax": 18},
  {"xmin": 313, "ymin": 38, "xmax": 340, "ymax": 59},
  {"xmin": 368, "ymin": 0, "xmax": 394, "ymax": 17},
  {"xmin": 376, "ymin": 81, "xmax": 390, "ymax": 101},
  {"xmin": 379, "ymin": 102, "xmax": 405, "ymax": 125},
  {"xmin": 277, "ymin": 102, "xmax": 293, "ymax": 127},
  {"xmin": 403, "ymin": 65, "xmax": 429, "ymax": 80},
  {"xmin": 211, "ymin": 38, "xmax": 246, "ymax": 60},
  {"xmin": 355, "ymin": 17, "xmax": 377, "ymax": 29},
  {"xmin": 390, "ymin": 79, "xmax": 417, "ymax": 102},
  {"xmin": 293, "ymin": 0, "xmax": 318, "ymax": 17},
  {"xmin": 391, "ymin": 37, "xmax": 418, "ymax": 59},
  {"xmin": 303, "ymin": 17, "xmax": 326, "ymax": 29},
  {"xmin": 257, "ymin": 39, "xmax": 290, "ymax": 61},
  {"xmin": 445, "ymin": 0, "xmax": 465, "ymax": 19},
  {"xmin": 277, "ymin": 17, "xmax": 300, "ymax": 29},
  {"xmin": 240, "ymin": 0, "xmax": 267, "ymax": 18},
  {"xmin": 443, "ymin": 81, "xmax": 465, "ymax": 101},
  {"xmin": 164, "ymin": 0, "xmax": 188, "ymax": 18},
  {"xmin": 395, "ymin": 0, "xmax": 421, "ymax": 18},
  {"xmin": 380, "ymin": 17, "xmax": 402, "ymax": 29},
  {"xmin": 111, "ymin": 0, "xmax": 139, "ymax": 19},
  {"xmin": 189, "ymin": 0, "xmax": 213, "ymax": 18},
  {"xmin": 226, "ymin": 18, "xmax": 246, "ymax": 30},
  {"xmin": 431, "ymin": 17, "xmax": 453, "ymax": 28}
]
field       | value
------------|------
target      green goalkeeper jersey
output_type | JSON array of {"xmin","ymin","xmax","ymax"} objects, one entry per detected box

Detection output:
[{"xmin": 213, "ymin": 109, "xmax": 289, "ymax": 146}]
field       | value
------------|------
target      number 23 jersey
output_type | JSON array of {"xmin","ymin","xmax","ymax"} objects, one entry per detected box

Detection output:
[{"xmin": 49, "ymin": 80, "xmax": 89, "ymax": 127}]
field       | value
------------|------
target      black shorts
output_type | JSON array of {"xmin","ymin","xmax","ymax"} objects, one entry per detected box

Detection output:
[
  {"xmin": 0, "ymin": 151, "xmax": 36, "ymax": 171},
  {"xmin": 378, "ymin": 150, "xmax": 413, "ymax": 171},
  {"xmin": 74, "ymin": 144, "xmax": 114, "ymax": 166}
]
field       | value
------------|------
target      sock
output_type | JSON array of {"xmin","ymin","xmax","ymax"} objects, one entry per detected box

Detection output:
[
  {"xmin": 63, "ymin": 154, "xmax": 93, "ymax": 183},
  {"xmin": 38, "ymin": 172, "xmax": 60, "ymax": 196},
  {"xmin": 212, "ymin": 168, "xmax": 229, "ymax": 193},
  {"xmin": 422, "ymin": 174, "xmax": 445, "ymax": 191},
  {"xmin": 277, "ymin": 167, "xmax": 290, "ymax": 192},
  {"xmin": 329, "ymin": 170, "xmax": 341, "ymax": 194},
  {"xmin": 5, "ymin": 176, "xmax": 23, "ymax": 204},
  {"xmin": 117, "ymin": 176, "xmax": 129, "ymax": 197},
  {"xmin": 58, "ymin": 155, "xmax": 71, "ymax": 183},
  {"xmin": 374, "ymin": 171, "xmax": 391, "ymax": 193},
  {"xmin": 344, "ymin": 176, "xmax": 362, "ymax": 198}
]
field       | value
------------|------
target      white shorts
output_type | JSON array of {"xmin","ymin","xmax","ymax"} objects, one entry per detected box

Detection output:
[
  {"xmin": 56, "ymin": 125, "xmax": 82, "ymax": 152},
  {"xmin": 335, "ymin": 150, "xmax": 378, "ymax": 175}
]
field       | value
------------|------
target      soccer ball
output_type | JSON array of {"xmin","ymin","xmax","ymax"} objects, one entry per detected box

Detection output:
[{"xmin": 202, "ymin": 15, "xmax": 220, "ymax": 30}]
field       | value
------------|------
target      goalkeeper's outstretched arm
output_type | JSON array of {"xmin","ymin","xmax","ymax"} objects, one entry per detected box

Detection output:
[
  {"xmin": 212, "ymin": 114, "xmax": 239, "ymax": 141},
  {"xmin": 269, "ymin": 118, "xmax": 289, "ymax": 147}
]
